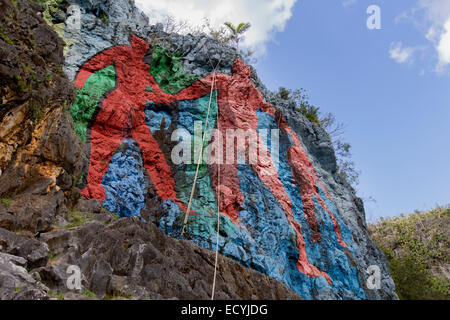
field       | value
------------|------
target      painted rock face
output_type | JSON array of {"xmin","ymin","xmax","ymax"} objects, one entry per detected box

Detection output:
[{"xmin": 70, "ymin": 35, "xmax": 365, "ymax": 299}]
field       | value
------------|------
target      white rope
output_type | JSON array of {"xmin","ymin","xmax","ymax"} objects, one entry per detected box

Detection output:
[
  {"xmin": 211, "ymin": 76, "xmax": 220, "ymax": 300},
  {"xmin": 181, "ymin": 71, "xmax": 217, "ymax": 236},
  {"xmin": 178, "ymin": 52, "xmax": 223, "ymax": 299}
]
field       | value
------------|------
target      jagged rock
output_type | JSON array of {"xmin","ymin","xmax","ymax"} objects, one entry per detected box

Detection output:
[
  {"xmin": 39, "ymin": 229, "xmax": 72, "ymax": 255},
  {"xmin": 0, "ymin": 252, "xmax": 49, "ymax": 300},
  {"xmin": 63, "ymin": 292, "xmax": 94, "ymax": 300},
  {"xmin": 0, "ymin": 228, "xmax": 50, "ymax": 269},
  {"xmin": 0, "ymin": 0, "xmax": 398, "ymax": 300},
  {"xmin": 88, "ymin": 258, "xmax": 113, "ymax": 299},
  {"xmin": 0, "ymin": 192, "xmax": 65, "ymax": 233},
  {"xmin": 110, "ymin": 275, "xmax": 150, "ymax": 300},
  {"xmin": 0, "ymin": 0, "xmax": 86, "ymax": 199},
  {"xmin": 74, "ymin": 198, "xmax": 102, "ymax": 214},
  {"xmin": 34, "ymin": 264, "xmax": 71, "ymax": 293},
  {"xmin": 31, "ymin": 218, "xmax": 300, "ymax": 300}
]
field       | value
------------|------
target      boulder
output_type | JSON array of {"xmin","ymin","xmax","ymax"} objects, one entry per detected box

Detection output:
[{"xmin": 0, "ymin": 252, "xmax": 49, "ymax": 300}]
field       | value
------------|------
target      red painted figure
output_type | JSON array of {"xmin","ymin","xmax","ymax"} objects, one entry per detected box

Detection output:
[
  {"xmin": 177, "ymin": 60, "xmax": 347, "ymax": 283},
  {"xmin": 75, "ymin": 35, "xmax": 346, "ymax": 283},
  {"xmin": 74, "ymin": 35, "xmax": 203, "ymax": 211}
]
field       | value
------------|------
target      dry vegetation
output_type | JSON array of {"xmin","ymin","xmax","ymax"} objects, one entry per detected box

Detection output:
[{"xmin": 369, "ymin": 206, "xmax": 450, "ymax": 300}]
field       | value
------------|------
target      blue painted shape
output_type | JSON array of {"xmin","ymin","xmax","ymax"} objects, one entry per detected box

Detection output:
[
  {"xmin": 156, "ymin": 104, "xmax": 366, "ymax": 299},
  {"xmin": 177, "ymin": 92, "xmax": 218, "ymax": 137},
  {"xmin": 145, "ymin": 102, "xmax": 172, "ymax": 134},
  {"xmin": 158, "ymin": 106, "xmax": 366, "ymax": 299},
  {"xmin": 102, "ymin": 139, "xmax": 147, "ymax": 218},
  {"xmin": 255, "ymin": 108, "xmax": 366, "ymax": 299}
]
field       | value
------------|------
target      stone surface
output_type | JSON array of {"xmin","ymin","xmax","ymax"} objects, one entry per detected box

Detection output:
[
  {"xmin": 51, "ymin": 0, "xmax": 397, "ymax": 299},
  {"xmin": 0, "ymin": 192, "xmax": 65, "ymax": 234},
  {"xmin": 0, "ymin": 0, "xmax": 87, "ymax": 208},
  {"xmin": 0, "ymin": 228, "xmax": 50, "ymax": 269},
  {"xmin": 0, "ymin": 0, "xmax": 398, "ymax": 300},
  {"xmin": 33, "ymin": 218, "xmax": 301, "ymax": 300},
  {"xmin": 0, "ymin": 252, "xmax": 49, "ymax": 300}
]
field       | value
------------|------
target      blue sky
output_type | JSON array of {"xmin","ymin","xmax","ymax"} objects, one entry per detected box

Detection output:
[
  {"xmin": 137, "ymin": 0, "xmax": 450, "ymax": 221},
  {"xmin": 255, "ymin": 0, "xmax": 450, "ymax": 221}
]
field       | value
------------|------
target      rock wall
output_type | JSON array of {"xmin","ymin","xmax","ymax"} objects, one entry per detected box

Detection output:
[
  {"xmin": 0, "ymin": 0, "xmax": 398, "ymax": 300},
  {"xmin": 0, "ymin": 0, "xmax": 86, "ymax": 229},
  {"xmin": 0, "ymin": 0, "xmax": 303, "ymax": 300},
  {"xmin": 54, "ymin": 0, "xmax": 398, "ymax": 300}
]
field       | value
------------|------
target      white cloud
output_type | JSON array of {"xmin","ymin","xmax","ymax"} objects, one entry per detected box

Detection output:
[
  {"xmin": 395, "ymin": 0, "xmax": 450, "ymax": 71},
  {"xmin": 135, "ymin": 0, "xmax": 297, "ymax": 53},
  {"xmin": 436, "ymin": 18, "xmax": 450, "ymax": 67},
  {"xmin": 342, "ymin": 0, "xmax": 357, "ymax": 7},
  {"xmin": 389, "ymin": 42, "xmax": 417, "ymax": 64}
]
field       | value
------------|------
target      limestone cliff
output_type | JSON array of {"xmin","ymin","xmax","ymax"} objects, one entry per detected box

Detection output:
[{"xmin": 0, "ymin": 0, "xmax": 397, "ymax": 300}]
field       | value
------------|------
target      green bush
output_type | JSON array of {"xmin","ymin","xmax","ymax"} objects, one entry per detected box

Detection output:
[
  {"xmin": 369, "ymin": 207, "xmax": 450, "ymax": 300},
  {"xmin": 276, "ymin": 87, "xmax": 320, "ymax": 123}
]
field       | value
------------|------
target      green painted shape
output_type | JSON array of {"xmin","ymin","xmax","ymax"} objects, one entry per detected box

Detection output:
[
  {"xmin": 150, "ymin": 45, "xmax": 200, "ymax": 95},
  {"xmin": 177, "ymin": 92, "xmax": 238, "ymax": 239},
  {"xmin": 70, "ymin": 65, "xmax": 116, "ymax": 141}
]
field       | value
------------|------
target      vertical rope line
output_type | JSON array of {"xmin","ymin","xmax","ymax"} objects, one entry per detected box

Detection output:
[
  {"xmin": 211, "ymin": 73, "xmax": 220, "ymax": 300},
  {"xmin": 177, "ymin": 51, "xmax": 224, "ymax": 297},
  {"xmin": 181, "ymin": 71, "xmax": 217, "ymax": 236}
]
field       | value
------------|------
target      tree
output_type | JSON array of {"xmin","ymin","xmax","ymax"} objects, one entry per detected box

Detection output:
[
  {"xmin": 274, "ymin": 87, "xmax": 360, "ymax": 187},
  {"xmin": 203, "ymin": 18, "xmax": 230, "ymax": 44},
  {"xmin": 223, "ymin": 21, "xmax": 251, "ymax": 53},
  {"xmin": 276, "ymin": 87, "xmax": 320, "ymax": 123}
]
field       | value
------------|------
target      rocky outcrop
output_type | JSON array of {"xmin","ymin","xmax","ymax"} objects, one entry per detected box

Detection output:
[
  {"xmin": 51, "ymin": 0, "xmax": 397, "ymax": 299},
  {"xmin": 0, "ymin": 0, "xmax": 303, "ymax": 300},
  {"xmin": 0, "ymin": 228, "xmax": 50, "ymax": 269},
  {"xmin": 1, "ymin": 215, "xmax": 301, "ymax": 300},
  {"xmin": 32, "ymin": 217, "xmax": 300, "ymax": 300},
  {"xmin": 0, "ymin": 0, "xmax": 397, "ymax": 300},
  {"xmin": 0, "ymin": 252, "xmax": 49, "ymax": 300},
  {"xmin": 0, "ymin": 0, "xmax": 86, "ymax": 203}
]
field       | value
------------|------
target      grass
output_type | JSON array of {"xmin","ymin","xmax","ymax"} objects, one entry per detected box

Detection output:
[
  {"xmin": 66, "ymin": 209, "xmax": 93, "ymax": 228},
  {"xmin": 1, "ymin": 198, "xmax": 12, "ymax": 207},
  {"xmin": 100, "ymin": 13, "xmax": 110, "ymax": 25},
  {"xmin": 48, "ymin": 290, "xmax": 65, "ymax": 300},
  {"xmin": 369, "ymin": 206, "xmax": 450, "ymax": 300},
  {"xmin": 34, "ymin": 0, "xmax": 64, "ymax": 25},
  {"xmin": 82, "ymin": 290, "xmax": 97, "ymax": 300},
  {"xmin": 49, "ymin": 252, "xmax": 59, "ymax": 263},
  {"xmin": 104, "ymin": 291, "xmax": 132, "ymax": 300},
  {"xmin": 102, "ymin": 207, "xmax": 119, "ymax": 220},
  {"xmin": 30, "ymin": 100, "xmax": 45, "ymax": 122},
  {"xmin": 13, "ymin": 73, "xmax": 29, "ymax": 93},
  {"xmin": 0, "ymin": 27, "xmax": 14, "ymax": 45}
]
